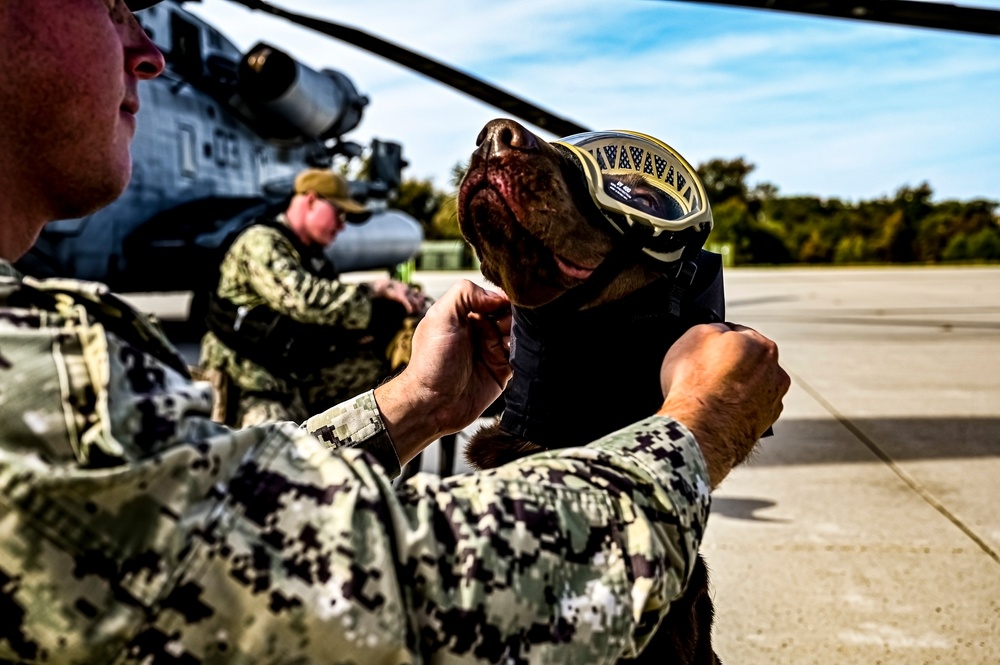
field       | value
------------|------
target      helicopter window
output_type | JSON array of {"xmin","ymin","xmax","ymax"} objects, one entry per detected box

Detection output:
[
  {"xmin": 213, "ymin": 130, "xmax": 226, "ymax": 166},
  {"xmin": 170, "ymin": 14, "xmax": 203, "ymax": 79},
  {"xmin": 178, "ymin": 125, "xmax": 197, "ymax": 177},
  {"xmin": 207, "ymin": 29, "xmax": 224, "ymax": 51}
]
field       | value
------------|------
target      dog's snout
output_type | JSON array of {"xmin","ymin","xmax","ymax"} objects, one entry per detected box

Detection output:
[
  {"xmin": 475, "ymin": 124, "xmax": 490, "ymax": 147},
  {"xmin": 481, "ymin": 118, "xmax": 539, "ymax": 155}
]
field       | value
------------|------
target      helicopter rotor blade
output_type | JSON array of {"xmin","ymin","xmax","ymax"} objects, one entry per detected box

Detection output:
[
  {"xmin": 222, "ymin": 0, "xmax": 590, "ymax": 137},
  {"xmin": 657, "ymin": 0, "xmax": 1000, "ymax": 36}
]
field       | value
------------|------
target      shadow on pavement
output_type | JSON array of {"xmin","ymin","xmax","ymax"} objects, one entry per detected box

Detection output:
[
  {"xmin": 753, "ymin": 417, "xmax": 1000, "ymax": 465},
  {"xmin": 711, "ymin": 497, "xmax": 789, "ymax": 523}
]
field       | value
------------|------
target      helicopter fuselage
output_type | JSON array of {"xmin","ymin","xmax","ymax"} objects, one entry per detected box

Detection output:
[{"xmin": 18, "ymin": 1, "xmax": 421, "ymax": 293}]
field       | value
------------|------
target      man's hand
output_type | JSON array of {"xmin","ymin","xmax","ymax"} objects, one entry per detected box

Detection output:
[
  {"xmin": 658, "ymin": 323, "xmax": 790, "ymax": 488},
  {"xmin": 374, "ymin": 280, "xmax": 512, "ymax": 463},
  {"xmin": 371, "ymin": 278, "xmax": 428, "ymax": 315}
]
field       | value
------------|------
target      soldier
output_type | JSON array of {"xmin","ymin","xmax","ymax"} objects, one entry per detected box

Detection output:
[
  {"xmin": 201, "ymin": 168, "xmax": 427, "ymax": 427},
  {"xmin": 0, "ymin": 1, "xmax": 789, "ymax": 664}
]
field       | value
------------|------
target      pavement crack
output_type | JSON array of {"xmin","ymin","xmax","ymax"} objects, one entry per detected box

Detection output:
[{"xmin": 790, "ymin": 369, "xmax": 1000, "ymax": 567}]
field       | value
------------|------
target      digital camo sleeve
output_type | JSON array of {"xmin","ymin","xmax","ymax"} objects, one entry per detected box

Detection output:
[
  {"xmin": 234, "ymin": 225, "xmax": 373, "ymax": 327},
  {"xmin": 128, "ymin": 413, "xmax": 711, "ymax": 665},
  {"xmin": 0, "ymin": 276, "xmax": 711, "ymax": 665},
  {"xmin": 302, "ymin": 389, "xmax": 401, "ymax": 477},
  {"xmin": 302, "ymin": 392, "xmax": 712, "ymax": 662}
]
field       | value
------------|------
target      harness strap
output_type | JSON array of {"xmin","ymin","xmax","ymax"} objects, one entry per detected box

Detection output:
[{"xmin": 667, "ymin": 244, "xmax": 704, "ymax": 319}]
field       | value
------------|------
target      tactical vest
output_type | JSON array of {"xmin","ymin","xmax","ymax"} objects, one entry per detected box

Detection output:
[{"xmin": 205, "ymin": 218, "xmax": 365, "ymax": 379}]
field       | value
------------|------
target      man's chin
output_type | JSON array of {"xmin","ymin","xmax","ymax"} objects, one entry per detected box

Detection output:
[{"xmin": 54, "ymin": 165, "xmax": 131, "ymax": 221}]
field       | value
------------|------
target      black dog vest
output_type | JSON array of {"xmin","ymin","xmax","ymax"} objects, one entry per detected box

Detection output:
[{"xmin": 499, "ymin": 250, "xmax": 725, "ymax": 448}]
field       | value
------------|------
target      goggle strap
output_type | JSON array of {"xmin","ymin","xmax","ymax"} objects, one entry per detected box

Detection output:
[{"xmin": 600, "ymin": 209, "xmax": 631, "ymax": 236}]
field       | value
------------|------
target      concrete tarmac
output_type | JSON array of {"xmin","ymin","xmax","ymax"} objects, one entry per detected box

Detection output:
[
  {"xmin": 127, "ymin": 265, "xmax": 1000, "ymax": 663},
  {"xmin": 414, "ymin": 266, "xmax": 1000, "ymax": 663},
  {"xmin": 703, "ymin": 266, "xmax": 1000, "ymax": 664}
]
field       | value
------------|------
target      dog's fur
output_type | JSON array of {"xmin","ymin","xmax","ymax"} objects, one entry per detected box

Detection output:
[{"xmin": 458, "ymin": 118, "xmax": 722, "ymax": 664}]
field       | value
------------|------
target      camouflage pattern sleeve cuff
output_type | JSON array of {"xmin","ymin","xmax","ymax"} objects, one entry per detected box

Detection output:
[
  {"xmin": 587, "ymin": 414, "xmax": 712, "ymax": 522},
  {"xmin": 302, "ymin": 390, "xmax": 402, "ymax": 478}
]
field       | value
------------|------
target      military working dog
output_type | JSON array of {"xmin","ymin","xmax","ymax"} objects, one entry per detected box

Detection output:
[{"xmin": 458, "ymin": 118, "xmax": 728, "ymax": 664}]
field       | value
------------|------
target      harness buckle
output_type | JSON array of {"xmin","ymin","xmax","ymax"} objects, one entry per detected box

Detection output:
[{"xmin": 674, "ymin": 258, "xmax": 698, "ymax": 285}]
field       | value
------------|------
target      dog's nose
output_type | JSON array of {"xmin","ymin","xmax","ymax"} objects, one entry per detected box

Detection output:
[{"xmin": 478, "ymin": 118, "xmax": 539, "ymax": 154}]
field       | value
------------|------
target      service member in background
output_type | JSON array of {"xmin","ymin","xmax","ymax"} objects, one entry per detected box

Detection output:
[
  {"xmin": 201, "ymin": 167, "xmax": 428, "ymax": 427},
  {"xmin": 0, "ymin": 1, "xmax": 789, "ymax": 663}
]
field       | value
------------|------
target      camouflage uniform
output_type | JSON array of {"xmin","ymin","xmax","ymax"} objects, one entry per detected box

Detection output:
[
  {"xmin": 200, "ymin": 214, "xmax": 386, "ymax": 426},
  {"xmin": 0, "ymin": 260, "xmax": 713, "ymax": 664}
]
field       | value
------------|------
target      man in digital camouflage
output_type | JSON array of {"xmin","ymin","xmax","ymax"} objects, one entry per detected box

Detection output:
[
  {"xmin": 0, "ymin": 1, "xmax": 790, "ymax": 664},
  {"xmin": 201, "ymin": 167, "xmax": 427, "ymax": 427}
]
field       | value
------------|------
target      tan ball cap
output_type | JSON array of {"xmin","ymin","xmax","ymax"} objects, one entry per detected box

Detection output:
[{"xmin": 294, "ymin": 169, "xmax": 369, "ymax": 215}]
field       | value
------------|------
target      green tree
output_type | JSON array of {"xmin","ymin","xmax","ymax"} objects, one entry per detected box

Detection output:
[
  {"xmin": 965, "ymin": 228, "xmax": 1000, "ymax": 260},
  {"xmin": 943, "ymin": 228, "xmax": 1000, "ymax": 261},
  {"xmin": 430, "ymin": 194, "xmax": 461, "ymax": 240},
  {"xmin": 379, "ymin": 161, "xmax": 473, "ymax": 242},
  {"xmin": 387, "ymin": 178, "xmax": 447, "ymax": 228},
  {"xmin": 798, "ymin": 229, "xmax": 834, "ymax": 263},
  {"xmin": 833, "ymin": 235, "xmax": 871, "ymax": 264},
  {"xmin": 697, "ymin": 157, "xmax": 754, "ymax": 207},
  {"xmin": 695, "ymin": 158, "xmax": 791, "ymax": 264},
  {"xmin": 916, "ymin": 199, "xmax": 999, "ymax": 261},
  {"xmin": 871, "ymin": 209, "xmax": 913, "ymax": 262}
]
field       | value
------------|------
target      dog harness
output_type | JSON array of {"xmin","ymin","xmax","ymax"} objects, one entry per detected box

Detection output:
[{"xmin": 499, "ymin": 249, "xmax": 725, "ymax": 448}]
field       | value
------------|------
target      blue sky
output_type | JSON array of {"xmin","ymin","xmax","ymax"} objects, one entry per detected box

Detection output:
[{"xmin": 184, "ymin": 0, "xmax": 1000, "ymax": 202}]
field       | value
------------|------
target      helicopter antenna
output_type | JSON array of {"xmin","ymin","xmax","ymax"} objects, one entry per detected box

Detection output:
[
  {"xmin": 658, "ymin": 0, "xmax": 1000, "ymax": 36},
  {"xmin": 223, "ymin": 0, "xmax": 590, "ymax": 137}
]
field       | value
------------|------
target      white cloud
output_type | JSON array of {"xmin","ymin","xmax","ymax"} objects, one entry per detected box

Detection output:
[{"xmin": 181, "ymin": 0, "xmax": 1000, "ymax": 201}]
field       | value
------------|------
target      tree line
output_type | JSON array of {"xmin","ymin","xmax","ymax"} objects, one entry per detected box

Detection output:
[{"xmin": 383, "ymin": 157, "xmax": 1000, "ymax": 265}]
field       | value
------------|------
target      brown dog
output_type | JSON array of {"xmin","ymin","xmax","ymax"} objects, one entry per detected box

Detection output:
[{"xmin": 458, "ymin": 118, "xmax": 725, "ymax": 664}]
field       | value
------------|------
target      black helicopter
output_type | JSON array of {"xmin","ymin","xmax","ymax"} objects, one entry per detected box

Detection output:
[{"xmin": 14, "ymin": 0, "xmax": 1000, "ymax": 299}]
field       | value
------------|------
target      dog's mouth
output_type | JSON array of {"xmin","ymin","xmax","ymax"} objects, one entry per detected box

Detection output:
[{"xmin": 554, "ymin": 254, "xmax": 596, "ymax": 280}]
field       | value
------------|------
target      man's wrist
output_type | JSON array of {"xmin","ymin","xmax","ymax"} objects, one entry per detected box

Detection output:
[
  {"xmin": 373, "ymin": 376, "xmax": 441, "ymax": 465},
  {"xmin": 657, "ymin": 396, "xmax": 730, "ymax": 488}
]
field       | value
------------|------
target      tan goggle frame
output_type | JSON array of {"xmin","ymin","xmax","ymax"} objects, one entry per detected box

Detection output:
[{"xmin": 553, "ymin": 131, "xmax": 713, "ymax": 262}]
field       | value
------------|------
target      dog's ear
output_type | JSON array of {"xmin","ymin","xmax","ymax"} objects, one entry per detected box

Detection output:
[{"xmin": 464, "ymin": 419, "xmax": 546, "ymax": 470}]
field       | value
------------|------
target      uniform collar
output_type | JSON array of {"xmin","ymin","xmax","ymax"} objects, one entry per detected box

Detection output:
[{"xmin": 0, "ymin": 260, "xmax": 23, "ymax": 280}]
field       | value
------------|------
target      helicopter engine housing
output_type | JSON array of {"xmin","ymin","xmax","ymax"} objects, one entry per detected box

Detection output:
[{"xmin": 238, "ymin": 42, "xmax": 368, "ymax": 140}]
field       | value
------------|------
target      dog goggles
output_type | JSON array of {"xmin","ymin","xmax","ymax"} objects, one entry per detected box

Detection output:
[{"xmin": 553, "ymin": 130, "xmax": 713, "ymax": 263}]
